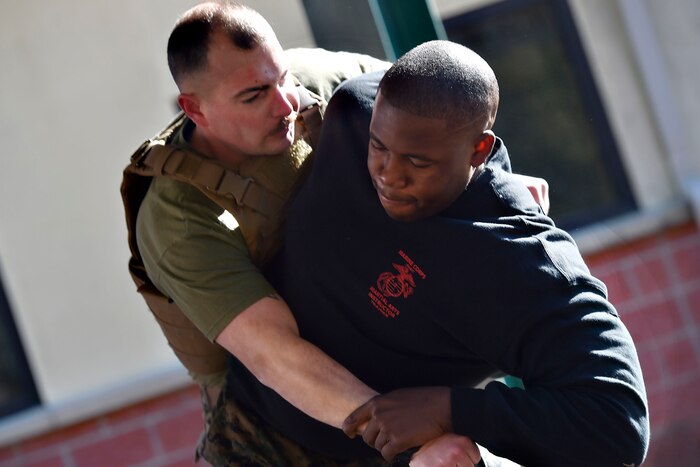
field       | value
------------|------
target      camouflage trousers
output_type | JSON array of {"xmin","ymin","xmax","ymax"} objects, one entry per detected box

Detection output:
[{"xmin": 196, "ymin": 386, "xmax": 415, "ymax": 467}]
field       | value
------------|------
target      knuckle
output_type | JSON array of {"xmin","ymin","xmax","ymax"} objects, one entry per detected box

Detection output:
[{"xmin": 446, "ymin": 446, "xmax": 464, "ymax": 459}]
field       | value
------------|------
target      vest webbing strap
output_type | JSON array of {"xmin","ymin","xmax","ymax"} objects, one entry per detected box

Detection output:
[
  {"xmin": 121, "ymin": 164, "xmax": 230, "ymax": 377},
  {"xmin": 132, "ymin": 142, "xmax": 282, "ymax": 219},
  {"xmin": 298, "ymin": 93, "xmax": 324, "ymax": 148},
  {"xmin": 139, "ymin": 282, "xmax": 228, "ymax": 376}
]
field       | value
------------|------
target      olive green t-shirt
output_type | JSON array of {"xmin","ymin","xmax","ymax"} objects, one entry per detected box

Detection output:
[{"xmin": 137, "ymin": 173, "xmax": 274, "ymax": 341}]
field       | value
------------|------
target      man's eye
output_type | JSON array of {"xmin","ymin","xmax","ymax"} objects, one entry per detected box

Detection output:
[
  {"xmin": 408, "ymin": 157, "xmax": 431, "ymax": 168},
  {"xmin": 370, "ymin": 140, "xmax": 385, "ymax": 151},
  {"xmin": 242, "ymin": 93, "xmax": 260, "ymax": 104}
]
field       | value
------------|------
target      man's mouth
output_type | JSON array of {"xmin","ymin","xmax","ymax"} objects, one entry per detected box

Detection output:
[
  {"xmin": 271, "ymin": 115, "xmax": 295, "ymax": 137},
  {"xmin": 375, "ymin": 185, "xmax": 411, "ymax": 206}
]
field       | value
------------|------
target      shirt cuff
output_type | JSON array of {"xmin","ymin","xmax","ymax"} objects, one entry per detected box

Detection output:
[{"xmin": 450, "ymin": 385, "xmax": 485, "ymax": 436}]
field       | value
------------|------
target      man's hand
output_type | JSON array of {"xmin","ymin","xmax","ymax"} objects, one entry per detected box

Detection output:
[
  {"xmin": 513, "ymin": 173, "xmax": 550, "ymax": 214},
  {"xmin": 342, "ymin": 387, "xmax": 452, "ymax": 460},
  {"xmin": 409, "ymin": 433, "xmax": 482, "ymax": 467}
]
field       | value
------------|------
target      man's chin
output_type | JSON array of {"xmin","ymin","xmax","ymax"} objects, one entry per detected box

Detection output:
[
  {"xmin": 265, "ymin": 133, "xmax": 294, "ymax": 155},
  {"xmin": 280, "ymin": 126, "xmax": 295, "ymax": 147},
  {"xmin": 378, "ymin": 196, "xmax": 417, "ymax": 222},
  {"xmin": 382, "ymin": 205, "xmax": 417, "ymax": 222}
]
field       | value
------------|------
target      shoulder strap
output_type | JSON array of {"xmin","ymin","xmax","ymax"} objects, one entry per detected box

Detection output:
[
  {"xmin": 296, "ymin": 83, "xmax": 324, "ymax": 149},
  {"xmin": 130, "ymin": 141, "xmax": 282, "ymax": 219},
  {"xmin": 121, "ymin": 134, "xmax": 229, "ymax": 378},
  {"xmin": 121, "ymin": 113, "xmax": 237, "ymax": 379}
]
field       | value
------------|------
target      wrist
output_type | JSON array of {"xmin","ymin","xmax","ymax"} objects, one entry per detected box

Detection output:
[{"xmin": 450, "ymin": 386, "xmax": 485, "ymax": 436}]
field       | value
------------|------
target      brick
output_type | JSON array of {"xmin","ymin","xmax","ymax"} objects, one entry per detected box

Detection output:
[
  {"xmin": 647, "ymin": 376, "xmax": 700, "ymax": 446},
  {"xmin": 647, "ymin": 391, "xmax": 670, "ymax": 432},
  {"xmin": 662, "ymin": 222, "xmax": 698, "ymax": 241},
  {"xmin": 665, "ymin": 377, "xmax": 700, "ymax": 426},
  {"xmin": 620, "ymin": 299, "xmax": 684, "ymax": 345},
  {"xmin": 21, "ymin": 453, "xmax": 65, "ymax": 467},
  {"xmin": 637, "ymin": 348, "xmax": 663, "ymax": 391},
  {"xmin": 585, "ymin": 234, "xmax": 660, "ymax": 267},
  {"xmin": 154, "ymin": 406, "xmax": 203, "ymax": 452},
  {"xmin": 156, "ymin": 447, "xmax": 200, "ymax": 467},
  {"xmin": 105, "ymin": 385, "xmax": 199, "ymax": 427},
  {"xmin": 166, "ymin": 455, "xmax": 200, "ymax": 467},
  {"xmin": 16, "ymin": 418, "xmax": 100, "ymax": 454},
  {"xmin": 645, "ymin": 417, "xmax": 700, "ymax": 467},
  {"xmin": 71, "ymin": 428, "xmax": 154, "ymax": 467},
  {"xmin": 672, "ymin": 241, "xmax": 700, "ymax": 282},
  {"xmin": 0, "ymin": 445, "xmax": 16, "ymax": 463},
  {"xmin": 585, "ymin": 222, "xmax": 696, "ymax": 270},
  {"xmin": 688, "ymin": 286, "xmax": 700, "ymax": 326},
  {"xmin": 595, "ymin": 268, "xmax": 633, "ymax": 305},
  {"xmin": 632, "ymin": 256, "xmax": 670, "ymax": 297},
  {"xmin": 658, "ymin": 337, "xmax": 700, "ymax": 380}
]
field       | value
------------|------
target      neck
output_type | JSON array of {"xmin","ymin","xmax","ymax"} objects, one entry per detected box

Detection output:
[
  {"xmin": 189, "ymin": 126, "xmax": 246, "ymax": 167},
  {"xmin": 466, "ymin": 164, "xmax": 485, "ymax": 189}
]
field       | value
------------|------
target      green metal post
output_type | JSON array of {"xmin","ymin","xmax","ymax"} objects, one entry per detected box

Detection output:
[{"xmin": 368, "ymin": 0, "xmax": 447, "ymax": 61}]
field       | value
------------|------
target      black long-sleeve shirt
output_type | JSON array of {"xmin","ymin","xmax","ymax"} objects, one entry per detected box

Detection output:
[{"xmin": 227, "ymin": 71, "xmax": 649, "ymax": 466}]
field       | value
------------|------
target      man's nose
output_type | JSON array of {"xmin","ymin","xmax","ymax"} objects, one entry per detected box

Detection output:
[
  {"xmin": 378, "ymin": 153, "xmax": 407, "ymax": 188},
  {"xmin": 271, "ymin": 86, "xmax": 297, "ymax": 117}
]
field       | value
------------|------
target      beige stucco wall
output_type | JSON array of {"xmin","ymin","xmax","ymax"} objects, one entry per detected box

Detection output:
[
  {"xmin": 0, "ymin": 0, "xmax": 313, "ymax": 416},
  {"xmin": 645, "ymin": 0, "xmax": 700, "ymax": 174}
]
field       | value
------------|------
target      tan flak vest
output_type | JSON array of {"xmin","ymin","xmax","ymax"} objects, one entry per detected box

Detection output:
[{"xmin": 120, "ymin": 86, "xmax": 324, "ymax": 379}]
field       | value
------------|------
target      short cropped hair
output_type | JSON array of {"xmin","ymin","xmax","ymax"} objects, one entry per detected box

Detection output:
[
  {"xmin": 378, "ymin": 40, "xmax": 499, "ymax": 130},
  {"xmin": 167, "ymin": 1, "xmax": 270, "ymax": 88}
]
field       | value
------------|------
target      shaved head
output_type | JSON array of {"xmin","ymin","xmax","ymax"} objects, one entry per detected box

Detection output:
[
  {"xmin": 167, "ymin": 1, "xmax": 276, "ymax": 89},
  {"xmin": 379, "ymin": 40, "xmax": 499, "ymax": 132}
]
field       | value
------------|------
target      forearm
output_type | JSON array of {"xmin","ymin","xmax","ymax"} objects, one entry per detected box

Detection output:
[
  {"xmin": 452, "ymin": 381, "xmax": 647, "ymax": 467},
  {"xmin": 216, "ymin": 296, "xmax": 377, "ymax": 428},
  {"xmin": 261, "ymin": 331, "xmax": 378, "ymax": 428},
  {"xmin": 451, "ymin": 306, "xmax": 649, "ymax": 466}
]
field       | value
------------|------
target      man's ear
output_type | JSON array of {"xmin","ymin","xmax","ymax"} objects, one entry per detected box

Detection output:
[
  {"xmin": 178, "ymin": 93, "xmax": 207, "ymax": 128},
  {"xmin": 470, "ymin": 130, "xmax": 495, "ymax": 167}
]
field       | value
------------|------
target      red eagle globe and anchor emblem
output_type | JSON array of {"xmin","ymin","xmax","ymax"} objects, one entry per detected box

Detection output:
[
  {"xmin": 376, "ymin": 263, "xmax": 416, "ymax": 299},
  {"xmin": 369, "ymin": 251, "xmax": 426, "ymax": 318}
]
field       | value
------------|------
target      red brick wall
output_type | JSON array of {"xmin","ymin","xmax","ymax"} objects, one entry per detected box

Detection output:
[
  {"xmin": 586, "ymin": 222, "xmax": 700, "ymax": 465},
  {"xmin": 0, "ymin": 385, "xmax": 205, "ymax": 467},
  {"xmin": 1, "ymin": 223, "xmax": 698, "ymax": 466}
]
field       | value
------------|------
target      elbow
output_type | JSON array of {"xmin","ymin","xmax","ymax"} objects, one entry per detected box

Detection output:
[
  {"xmin": 587, "ymin": 394, "xmax": 650, "ymax": 467},
  {"xmin": 601, "ymin": 422, "xmax": 648, "ymax": 467},
  {"xmin": 614, "ymin": 408, "xmax": 650, "ymax": 467},
  {"xmin": 545, "ymin": 389, "xmax": 650, "ymax": 467},
  {"xmin": 609, "ymin": 386, "xmax": 650, "ymax": 466}
]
